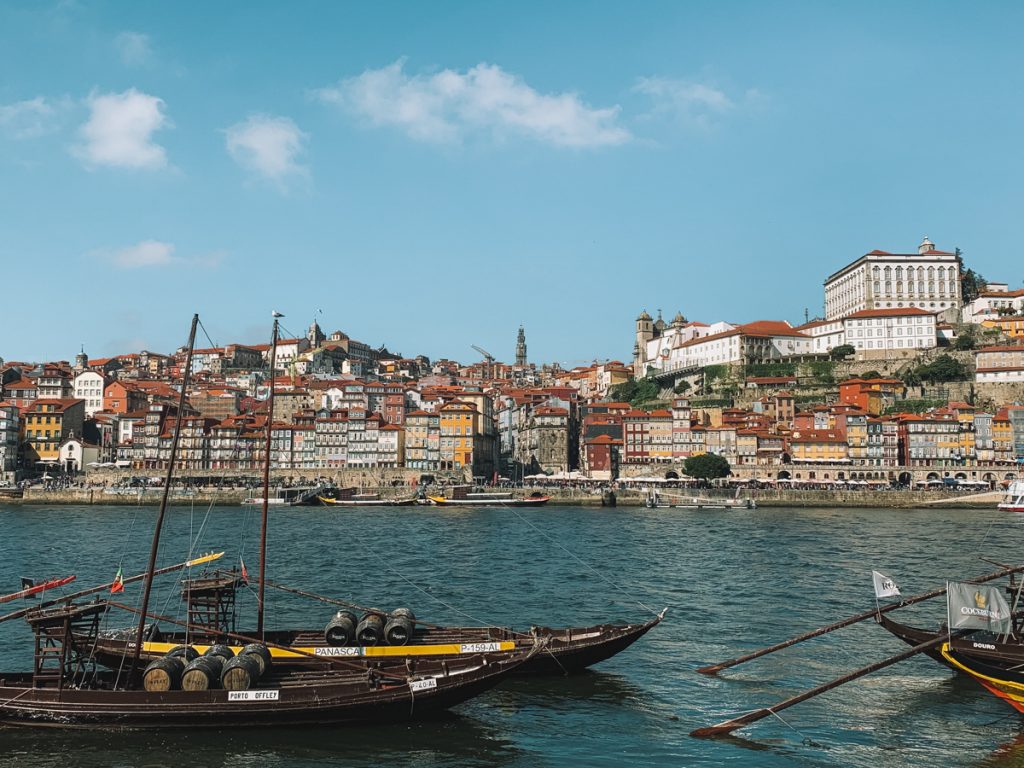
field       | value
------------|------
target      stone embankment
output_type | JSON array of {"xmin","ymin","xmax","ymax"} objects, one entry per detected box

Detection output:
[{"xmin": 7, "ymin": 487, "xmax": 1006, "ymax": 510}]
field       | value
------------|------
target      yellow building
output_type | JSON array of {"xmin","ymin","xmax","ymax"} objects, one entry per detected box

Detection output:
[
  {"xmin": 439, "ymin": 401, "xmax": 480, "ymax": 471},
  {"xmin": 22, "ymin": 398, "xmax": 85, "ymax": 469},
  {"xmin": 790, "ymin": 430, "xmax": 849, "ymax": 464},
  {"xmin": 982, "ymin": 316, "xmax": 1024, "ymax": 339}
]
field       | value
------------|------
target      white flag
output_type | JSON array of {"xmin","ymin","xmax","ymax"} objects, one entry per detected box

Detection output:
[
  {"xmin": 872, "ymin": 570, "xmax": 901, "ymax": 599},
  {"xmin": 947, "ymin": 581, "xmax": 1012, "ymax": 634}
]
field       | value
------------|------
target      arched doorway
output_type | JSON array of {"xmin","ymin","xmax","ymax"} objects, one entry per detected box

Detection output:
[
  {"xmin": 777, "ymin": 470, "xmax": 791, "ymax": 480},
  {"xmin": 665, "ymin": 470, "xmax": 679, "ymax": 480},
  {"xmin": 898, "ymin": 472, "xmax": 912, "ymax": 486}
]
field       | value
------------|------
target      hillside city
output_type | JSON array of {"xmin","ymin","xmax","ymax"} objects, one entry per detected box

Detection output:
[{"xmin": 2, "ymin": 237, "xmax": 1023, "ymax": 489}]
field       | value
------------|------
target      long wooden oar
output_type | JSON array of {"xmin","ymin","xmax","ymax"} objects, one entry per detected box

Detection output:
[
  {"xmin": 697, "ymin": 563, "xmax": 1024, "ymax": 675},
  {"xmin": 0, "ymin": 553, "xmax": 224, "ymax": 624},
  {"xmin": 691, "ymin": 634, "xmax": 949, "ymax": 738},
  {"xmin": 0, "ymin": 575, "xmax": 76, "ymax": 605}
]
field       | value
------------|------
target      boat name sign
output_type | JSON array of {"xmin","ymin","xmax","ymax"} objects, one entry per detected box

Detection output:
[
  {"xmin": 227, "ymin": 690, "xmax": 280, "ymax": 702},
  {"xmin": 314, "ymin": 647, "xmax": 361, "ymax": 657},
  {"xmin": 460, "ymin": 642, "xmax": 501, "ymax": 653}
]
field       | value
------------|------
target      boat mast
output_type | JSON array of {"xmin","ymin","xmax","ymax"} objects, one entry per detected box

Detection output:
[
  {"xmin": 130, "ymin": 313, "xmax": 200, "ymax": 680},
  {"xmin": 257, "ymin": 313, "xmax": 280, "ymax": 637}
]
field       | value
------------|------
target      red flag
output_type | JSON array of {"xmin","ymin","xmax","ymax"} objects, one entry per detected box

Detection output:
[
  {"xmin": 110, "ymin": 567, "xmax": 124, "ymax": 594},
  {"xmin": 240, "ymin": 558, "xmax": 249, "ymax": 584}
]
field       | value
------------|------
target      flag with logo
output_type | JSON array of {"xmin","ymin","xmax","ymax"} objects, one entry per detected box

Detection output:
[
  {"xmin": 110, "ymin": 567, "xmax": 124, "ymax": 594},
  {"xmin": 947, "ymin": 581, "xmax": 1012, "ymax": 634},
  {"xmin": 21, "ymin": 577, "xmax": 38, "ymax": 600},
  {"xmin": 872, "ymin": 571, "xmax": 901, "ymax": 599}
]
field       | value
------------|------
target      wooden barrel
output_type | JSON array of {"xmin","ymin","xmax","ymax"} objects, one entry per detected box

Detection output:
[
  {"xmin": 240, "ymin": 643, "xmax": 273, "ymax": 676},
  {"xmin": 203, "ymin": 644, "xmax": 236, "ymax": 662},
  {"xmin": 166, "ymin": 644, "xmax": 199, "ymax": 663},
  {"xmin": 324, "ymin": 610, "xmax": 358, "ymax": 646},
  {"xmin": 385, "ymin": 608, "xmax": 416, "ymax": 646},
  {"xmin": 356, "ymin": 612, "xmax": 385, "ymax": 646},
  {"xmin": 220, "ymin": 654, "xmax": 263, "ymax": 691},
  {"xmin": 181, "ymin": 655, "xmax": 225, "ymax": 691},
  {"xmin": 142, "ymin": 656, "xmax": 185, "ymax": 692}
]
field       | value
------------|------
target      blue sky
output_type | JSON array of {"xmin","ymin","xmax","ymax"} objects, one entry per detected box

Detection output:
[{"xmin": 2, "ymin": 1, "xmax": 1022, "ymax": 366}]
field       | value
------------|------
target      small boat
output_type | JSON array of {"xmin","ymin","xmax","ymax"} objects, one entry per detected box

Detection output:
[
  {"xmin": 999, "ymin": 482, "xmax": 1024, "ymax": 512},
  {"xmin": 645, "ymin": 491, "xmax": 755, "ymax": 509},
  {"xmin": 427, "ymin": 486, "xmax": 550, "ymax": 506},
  {"xmin": 0, "ymin": 575, "xmax": 76, "ymax": 605},
  {"xmin": 317, "ymin": 487, "xmax": 418, "ymax": 507}
]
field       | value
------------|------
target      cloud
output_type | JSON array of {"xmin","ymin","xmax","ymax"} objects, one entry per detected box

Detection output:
[
  {"xmin": 75, "ymin": 89, "xmax": 169, "ymax": 169},
  {"xmin": 225, "ymin": 114, "xmax": 308, "ymax": 186},
  {"xmin": 315, "ymin": 59, "xmax": 630, "ymax": 148},
  {"xmin": 97, "ymin": 240, "xmax": 224, "ymax": 269},
  {"xmin": 115, "ymin": 31, "xmax": 152, "ymax": 67},
  {"xmin": 0, "ymin": 97, "xmax": 66, "ymax": 139},
  {"xmin": 633, "ymin": 77, "xmax": 762, "ymax": 128}
]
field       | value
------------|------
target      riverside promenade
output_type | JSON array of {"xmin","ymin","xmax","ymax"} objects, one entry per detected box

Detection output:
[{"xmin": 5, "ymin": 486, "xmax": 1006, "ymax": 509}]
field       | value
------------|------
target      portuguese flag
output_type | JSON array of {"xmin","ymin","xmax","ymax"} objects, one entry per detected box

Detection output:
[{"xmin": 110, "ymin": 567, "xmax": 124, "ymax": 594}]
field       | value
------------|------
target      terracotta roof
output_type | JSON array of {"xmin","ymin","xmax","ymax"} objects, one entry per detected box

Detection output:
[
  {"xmin": 586, "ymin": 434, "xmax": 622, "ymax": 445},
  {"xmin": 845, "ymin": 307, "xmax": 934, "ymax": 319}
]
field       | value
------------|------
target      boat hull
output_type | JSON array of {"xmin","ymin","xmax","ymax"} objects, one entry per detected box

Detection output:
[
  {"xmin": 78, "ymin": 616, "xmax": 662, "ymax": 677},
  {"xmin": 0, "ymin": 652, "xmax": 524, "ymax": 729},
  {"xmin": 426, "ymin": 496, "xmax": 550, "ymax": 506}
]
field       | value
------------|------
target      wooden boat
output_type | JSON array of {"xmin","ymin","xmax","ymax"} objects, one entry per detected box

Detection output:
[
  {"xmin": 0, "ymin": 314, "xmax": 536, "ymax": 729},
  {"xmin": 81, "ymin": 611, "xmax": 665, "ymax": 676},
  {"xmin": 937, "ymin": 641, "xmax": 1024, "ymax": 715},
  {"xmin": 999, "ymin": 481, "xmax": 1024, "ymax": 512},
  {"xmin": 425, "ymin": 484, "xmax": 549, "ymax": 507},
  {"xmin": 317, "ymin": 488, "xmax": 419, "ymax": 507}
]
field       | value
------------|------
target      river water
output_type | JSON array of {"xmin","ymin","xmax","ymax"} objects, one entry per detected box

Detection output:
[{"xmin": 2, "ymin": 503, "xmax": 1024, "ymax": 767}]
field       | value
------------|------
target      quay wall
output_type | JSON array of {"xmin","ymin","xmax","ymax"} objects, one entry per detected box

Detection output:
[{"xmin": 8, "ymin": 488, "xmax": 1005, "ymax": 510}]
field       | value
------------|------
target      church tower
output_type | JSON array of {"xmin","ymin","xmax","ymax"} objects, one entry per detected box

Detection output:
[
  {"xmin": 307, "ymin": 320, "xmax": 325, "ymax": 349},
  {"xmin": 74, "ymin": 346, "xmax": 88, "ymax": 372},
  {"xmin": 515, "ymin": 326, "xmax": 527, "ymax": 366},
  {"xmin": 634, "ymin": 310, "xmax": 654, "ymax": 377}
]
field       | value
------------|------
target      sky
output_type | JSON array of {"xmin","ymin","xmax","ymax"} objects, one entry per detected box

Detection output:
[{"xmin": 2, "ymin": 1, "xmax": 1023, "ymax": 367}]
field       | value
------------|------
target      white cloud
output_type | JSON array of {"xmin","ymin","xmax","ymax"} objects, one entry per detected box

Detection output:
[
  {"xmin": 633, "ymin": 77, "xmax": 761, "ymax": 128},
  {"xmin": 75, "ymin": 89, "xmax": 169, "ymax": 169},
  {"xmin": 115, "ymin": 31, "xmax": 152, "ymax": 67},
  {"xmin": 98, "ymin": 240, "xmax": 224, "ymax": 269},
  {"xmin": 315, "ymin": 59, "xmax": 630, "ymax": 148},
  {"xmin": 225, "ymin": 114, "xmax": 308, "ymax": 186},
  {"xmin": 0, "ymin": 97, "xmax": 63, "ymax": 139}
]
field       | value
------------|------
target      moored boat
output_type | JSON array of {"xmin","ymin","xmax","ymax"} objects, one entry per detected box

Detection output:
[{"xmin": 999, "ymin": 481, "xmax": 1024, "ymax": 512}]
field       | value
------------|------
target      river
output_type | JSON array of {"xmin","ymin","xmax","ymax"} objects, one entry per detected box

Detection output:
[{"xmin": 2, "ymin": 503, "xmax": 1024, "ymax": 767}]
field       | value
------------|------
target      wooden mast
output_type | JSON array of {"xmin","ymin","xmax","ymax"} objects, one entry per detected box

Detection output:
[
  {"xmin": 129, "ymin": 313, "xmax": 200, "ymax": 681},
  {"xmin": 257, "ymin": 312, "xmax": 280, "ymax": 637}
]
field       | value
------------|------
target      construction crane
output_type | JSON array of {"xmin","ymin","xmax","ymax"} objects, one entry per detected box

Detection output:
[{"xmin": 471, "ymin": 345, "xmax": 495, "ymax": 379}]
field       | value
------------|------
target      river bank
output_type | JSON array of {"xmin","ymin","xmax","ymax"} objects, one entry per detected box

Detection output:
[{"xmin": 4, "ymin": 486, "xmax": 1006, "ymax": 509}]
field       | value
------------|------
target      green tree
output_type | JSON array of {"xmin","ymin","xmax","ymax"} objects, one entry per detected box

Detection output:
[
  {"xmin": 673, "ymin": 381, "xmax": 691, "ymax": 395},
  {"xmin": 953, "ymin": 329, "xmax": 977, "ymax": 350},
  {"xmin": 904, "ymin": 354, "xmax": 969, "ymax": 385},
  {"xmin": 683, "ymin": 453, "xmax": 732, "ymax": 480},
  {"xmin": 860, "ymin": 370, "xmax": 883, "ymax": 380},
  {"xmin": 610, "ymin": 377, "xmax": 661, "ymax": 407},
  {"xmin": 960, "ymin": 266, "xmax": 987, "ymax": 303},
  {"xmin": 830, "ymin": 344, "xmax": 856, "ymax": 360}
]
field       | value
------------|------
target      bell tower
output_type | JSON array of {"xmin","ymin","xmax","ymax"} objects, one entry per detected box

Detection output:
[{"xmin": 515, "ymin": 326, "xmax": 527, "ymax": 367}]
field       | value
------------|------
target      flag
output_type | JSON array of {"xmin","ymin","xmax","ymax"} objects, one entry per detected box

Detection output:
[
  {"xmin": 110, "ymin": 567, "xmax": 124, "ymax": 594},
  {"xmin": 872, "ymin": 571, "xmax": 901, "ymax": 599},
  {"xmin": 21, "ymin": 577, "xmax": 37, "ymax": 600},
  {"xmin": 240, "ymin": 558, "xmax": 249, "ymax": 584},
  {"xmin": 947, "ymin": 581, "xmax": 1012, "ymax": 634}
]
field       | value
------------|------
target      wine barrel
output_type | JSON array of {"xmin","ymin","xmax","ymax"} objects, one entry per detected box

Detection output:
[
  {"xmin": 220, "ymin": 654, "xmax": 263, "ymax": 691},
  {"xmin": 240, "ymin": 643, "xmax": 273, "ymax": 676},
  {"xmin": 324, "ymin": 610, "xmax": 358, "ymax": 646},
  {"xmin": 203, "ymin": 644, "xmax": 236, "ymax": 662},
  {"xmin": 181, "ymin": 655, "xmax": 225, "ymax": 691},
  {"xmin": 385, "ymin": 608, "xmax": 416, "ymax": 646},
  {"xmin": 142, "ymin": 656, "xmax": 185, "ymax": 692},
  {"xmin": 356, "ymin": 612, "xmax": 385, "ymax": 646},
  {"xmin": 166, "ymin": 644, "xmax": 199, "ymax": 663}
]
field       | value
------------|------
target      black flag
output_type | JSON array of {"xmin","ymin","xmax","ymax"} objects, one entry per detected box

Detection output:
[{"xmin": 21, "ymin": 577, "xmax": 37, "ymax": 600}]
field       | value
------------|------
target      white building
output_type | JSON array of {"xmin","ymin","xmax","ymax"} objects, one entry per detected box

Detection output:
[
  {"xmin": 975, "ymin": 345, "xmax": 1024, "ymax": 383},
  {"xmin": 794, "ymin": 318, "xmax": 846, "ymax": 355},
  {"xmin": 963, "ymin": 285, "xmax": 1024, "ymax": 324},
  {"xmin": 668, "ymin": 321, "xmax": 813, "ymax": 370},
  {"xmin": 73, "ymin": 370, "xmax": 106, "ymax": 417},
  {"xmin": 842, "ymin": 307, "xmax": 937, "ymax": 359},
  {"xmin": 824, "ymin": 237, "xmax": 962, "ymax": 320}
]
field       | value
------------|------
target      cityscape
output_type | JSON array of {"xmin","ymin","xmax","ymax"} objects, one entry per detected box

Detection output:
[{"xmin": 2, "ymin": 235, "xmax": 1022, "ymax": 490}]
